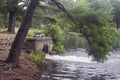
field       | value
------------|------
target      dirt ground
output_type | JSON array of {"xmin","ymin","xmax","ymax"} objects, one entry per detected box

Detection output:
[
  {"xmin": 0, "ymin": 33, "xmax": 40, "ymax": 80},
  {"xmin": 0, "ymin": 51, "xmax": 39, "ymax": 80}
]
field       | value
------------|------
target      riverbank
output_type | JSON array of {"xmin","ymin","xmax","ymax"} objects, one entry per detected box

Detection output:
[{"xmin": 0, "ymin": 51, "xmax": 39, "ymax": 80}]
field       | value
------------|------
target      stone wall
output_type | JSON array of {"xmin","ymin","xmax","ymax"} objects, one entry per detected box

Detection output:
[
  {"xmin": 0, "ymin": 37, "xmax": 52, "ymax": 53},
  {"xmin": 0, "ymin": 37, "xmax": 13, "ymax": 53},
  {"xmin": 24, "ymin": 37, "xmax": 52, "ymax": 53}
]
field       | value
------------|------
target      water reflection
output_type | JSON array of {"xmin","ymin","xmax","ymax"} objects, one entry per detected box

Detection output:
[{"xmin": 63, "ymin": 35, "xmax": 87, "ymax": 49}]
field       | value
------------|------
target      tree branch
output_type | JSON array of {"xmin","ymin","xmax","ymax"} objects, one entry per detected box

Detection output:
[{"xmin": 50, "ymin": 0, "xmax": 76, "ymax": 24}]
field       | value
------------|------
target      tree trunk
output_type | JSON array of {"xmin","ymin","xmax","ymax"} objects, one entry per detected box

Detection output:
[
  {"xmin": 7, "ymin": 11, "xmax": 17, "ymax": 33},
  {"xmin": 5, "ymin": 0, "xmax": 39, "ymax": 66}
]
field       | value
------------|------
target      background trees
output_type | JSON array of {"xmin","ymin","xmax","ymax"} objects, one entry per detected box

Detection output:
[
  {"xmin": 0, "ymin": 0, "xmax": 9, "ymax": 28},
  {"xmin": 0, "ymin": 0, "xmax": 27, "ymax": 33},
  {"xmin": 7, "ymin": 0, "xmax": 19, "ymax": 33}
]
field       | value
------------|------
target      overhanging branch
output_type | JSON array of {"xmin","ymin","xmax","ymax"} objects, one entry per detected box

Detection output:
[{"xmin": 50, "ymin": 0, "xmax": 76, "ymax": 24}]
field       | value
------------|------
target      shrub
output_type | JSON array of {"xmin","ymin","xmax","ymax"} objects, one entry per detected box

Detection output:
[
  {"xmin": 30, "ymin": 51, "xmax": 45, "ymax": 63},
  {"xmin": 53, "ymin": 42, "xmax": 65, "ymax": 52},
  {"xmin": 44, "ymin": 25, "xmax": 65, "ymax": 52},
  {"xmin": 27, "ymin": 29, "xmax": 44, "ymax": 37}
]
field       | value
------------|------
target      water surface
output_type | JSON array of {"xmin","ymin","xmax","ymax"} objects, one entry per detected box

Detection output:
[{"xmin": 40, "ymin": 48, "xmax": 120, "ymax": 80}]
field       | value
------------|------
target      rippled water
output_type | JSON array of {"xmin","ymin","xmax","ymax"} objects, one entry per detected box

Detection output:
[{"xmin": 40, "ymin": 48, "xmax": 120, "ymax": 80}]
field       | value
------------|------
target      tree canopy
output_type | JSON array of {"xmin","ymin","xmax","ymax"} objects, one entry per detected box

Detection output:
[{"xmin": 67, "ymin": 0, "xmax": 117, "ymax": 62}]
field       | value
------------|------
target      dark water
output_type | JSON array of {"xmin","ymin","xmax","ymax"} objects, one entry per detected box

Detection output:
[{"xmin": 39, "ymin": 48, "xmax": 120, "ymax": 80}]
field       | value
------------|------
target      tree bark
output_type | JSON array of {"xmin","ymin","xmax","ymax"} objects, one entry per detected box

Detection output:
[
  {"xmin": 7, "ymin": 11, "xmax": 17, "ymax": 33},
  {"xmin": 6, "ymin": 0, "xmax": 39, "ymax": 65}
]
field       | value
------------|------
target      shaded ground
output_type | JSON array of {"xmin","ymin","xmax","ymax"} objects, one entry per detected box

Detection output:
[
  {"xmin": 0, "ymin": 51, "xmax": 39, "ymax": 80},
  {"xmin": 0, "ymin": 33, "xmax": 39, "ymax": 80}
]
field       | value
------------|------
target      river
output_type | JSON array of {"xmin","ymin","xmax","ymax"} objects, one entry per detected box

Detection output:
[{"xmin": 39, "ymin": 48, "xmax": 120, "ymax": 80}]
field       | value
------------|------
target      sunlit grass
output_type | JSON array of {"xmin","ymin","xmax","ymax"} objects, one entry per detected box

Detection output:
[{"xmin": 0, "ymin": 27, "xmax": 43, "ymax": 38}]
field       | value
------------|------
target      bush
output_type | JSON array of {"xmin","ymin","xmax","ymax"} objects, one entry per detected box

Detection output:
[
  {"xmin": 27, "ymin": 29, "xmax": 44, "ymax": 37},
  {"xmin": 44, "ymin": 25, "xmax": 65, "ymax": 52},
  {"xmin": 27, "ymin": 31, "xmax": 35, "ymax": 37},
  {"xmin": 30, "ymin": 51, "xmax": 45, "ymax": 63},
  {"xmin": 53, "ymin": 42, "xmax": 65, "ymax": 52}
]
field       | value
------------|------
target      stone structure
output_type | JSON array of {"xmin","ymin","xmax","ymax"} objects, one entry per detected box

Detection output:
[
  {"xmin": 0, "ymin": 37, "xmax": 13, "ymax": 53},
  {"xmin": 0, "ymin": 37, "xmax": 52, "ymax": 54},
  {"xmin": 24, "ymin": 37, "xmax": 53, "ymax": 53}
]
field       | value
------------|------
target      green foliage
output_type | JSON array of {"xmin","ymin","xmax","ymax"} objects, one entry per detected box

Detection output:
[
  {"xmin": 44, "ymin": 25, "xmax": 64, "ymax": 42},
  {"xmin": 32, "ymin": 7, "xmax": 45, "ymax": 29},
  {"xmin": 114, "ymin": 29, "xmax": 120, "ymax": 48},
  {"xmin": 53, "ymin": 42, "xmax": 65, "ymax": 52},
  {"xmin": 44, "ymin": 24, "xmax": 65, "ymax": 52},
  {"xmin": 27, "ymin": 32, "xmax": 35, "ymax": 37},
  {"xmin": 70, "ymin": 0, "xmax": 117, "ymax": 62},
  {"xmin": 0, "ymin": 14, "xmax": 8, "ymax": 28},
  {"xmin": 30, "ymin": 51, "xmax": 45, "ymax": 74},
  {"xmin": 30, "ymin": 51, "xmax": 45, "ymax": 63},
  {"xmin": 0, "ymin": 0, "xmax": 8, "ymax": 13},
  {"xmin": 0, "ymin": 0, "xmax": 26, "ymax": 28},
  {"xmin": 87, "ymin": 27, "xmax": 116, "ymax": 62},
  {"xmin": 27, "ymin": 29, "xmax": 43, "ymax": 37}
]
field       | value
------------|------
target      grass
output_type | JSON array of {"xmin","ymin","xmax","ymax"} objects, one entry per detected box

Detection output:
[{"xmin": 0, "ymin": 28, "xmax": 44, "ymax": 38}]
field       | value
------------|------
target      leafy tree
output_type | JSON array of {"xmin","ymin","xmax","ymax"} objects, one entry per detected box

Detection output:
[
  {"xmin": 44, "ymin": 24, "xmax": 65, "ymax": 52},
  {"xmin": 5, "ymin": 0, "xmax": 39, "ymax": 66},
  {"xmin": 70, "ymin": 0, "xmax": 116, "ymax": 62},
  {"xmin": 0, "ymin": 0, "xmax": 27, "ymax": 33},
  {"xmin": 0, "ymin": 13, "xmax": 8, "ymax": 28},
  {"xmin": 0, "ymin": 0, "xmax": 8, "ymax": 28},
  {"xmin": 32, "ymin": 0, "xmax": 72, "ymax": 29},
  {"xmin": 7, "ymin": 0, "xmax": 19, "ymax": 33}
]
